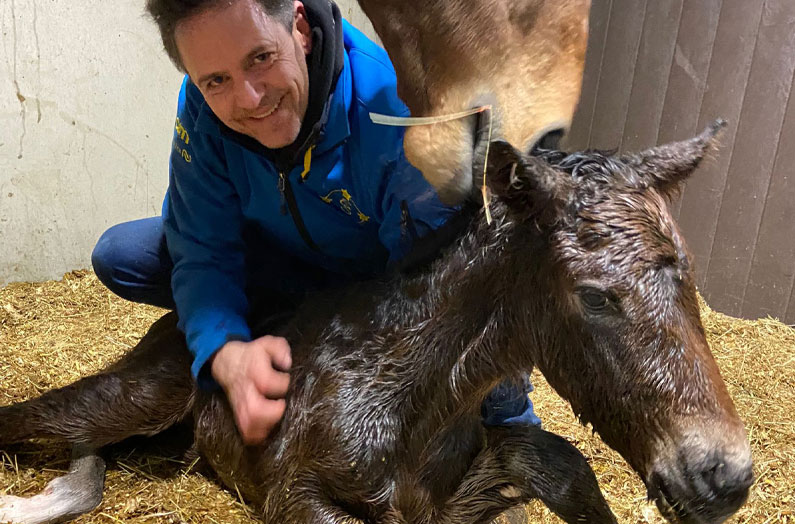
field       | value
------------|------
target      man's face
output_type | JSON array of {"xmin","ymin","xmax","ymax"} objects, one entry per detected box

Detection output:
[{"xmin": 176, "ymin": 0, "xmax": 312, "ymax": 148}]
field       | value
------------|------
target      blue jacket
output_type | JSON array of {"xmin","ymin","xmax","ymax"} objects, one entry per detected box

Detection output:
[{"xmin": 163, "ymin": 21, "xmax": 455, "ymax": 383}]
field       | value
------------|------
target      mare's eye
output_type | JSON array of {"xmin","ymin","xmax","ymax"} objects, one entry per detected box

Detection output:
[{"xmin": 577, "ymin": 288, "xmax": 615, "ymax": 314}]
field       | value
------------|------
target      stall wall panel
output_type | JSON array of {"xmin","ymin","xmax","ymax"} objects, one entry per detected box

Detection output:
[
  {"xmin": 743, "ymin": 77, "xmax": 795, "ymax": 321},
  {"xmin": 703, "ymin": 0, "xmax": 795, "ymax": 316},
  {"xmin": 568, "ymin": 0, "xmax": 613, "ymax": 148},
  {"xmin": 657, "ymin": 0, "xmax": 722, "ymax": 218},
  {"xmin": 571, "ymin": 0, "xmax": 795, "ymax": 324},
  {"xmin": 675, "ymin": 0, "xmax": 764, "ymax": 292},
  {"xmin": 588, "ymin": 1, "xmax": 648, "ymax": 150},
  {"xmin": 621, "ymin": 0, "xmax": 683, "ymax": 153}
]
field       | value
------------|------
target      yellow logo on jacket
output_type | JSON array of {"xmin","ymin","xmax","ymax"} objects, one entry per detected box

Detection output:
[
  {"xmin": 321, "ymin": 189, "xmax": 370, "ymax": 224},
  {"xmin": 173, "ymin": 117, "xmax": 191, "ymax": 163}
]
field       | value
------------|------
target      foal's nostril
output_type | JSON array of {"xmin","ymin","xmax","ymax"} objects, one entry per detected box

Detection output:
[
  {"xmin": 654, "ymin": 440, "xmax": 753, "ymax": 522},
  {"xmin": 679, "ymin": 452, "xmax": 754, "ymax": 522},
  {"xmin": 700, "ymin": 457, "xmax": 753, "ymax": 502}
]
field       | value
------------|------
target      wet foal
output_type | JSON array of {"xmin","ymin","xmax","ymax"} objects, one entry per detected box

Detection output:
[{"xmin": 0, "ymin": 123, "xmax": 752, "ymax": 524}]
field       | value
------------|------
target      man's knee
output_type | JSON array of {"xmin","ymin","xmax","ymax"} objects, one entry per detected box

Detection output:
[
  {"xmin": 90, "ymin": 219, "xmax": 174, "ymax": 308},
  {"xmin": 482, "ymin": 375, "xmax": 541, "ymax": 427},
  {"xmin": 91, "ymin": 224, "xmax": 126, "ymax": 293}
]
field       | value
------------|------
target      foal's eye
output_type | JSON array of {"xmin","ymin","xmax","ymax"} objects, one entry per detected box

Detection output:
[{"xmin": 577, "ymin": 288, "xmax": 615, "ymax": 314}]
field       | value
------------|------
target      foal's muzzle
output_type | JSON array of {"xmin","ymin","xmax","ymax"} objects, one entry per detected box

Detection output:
[{"xmin": 648, "ymin": 436, "xmax": 753, "ymax": 523}]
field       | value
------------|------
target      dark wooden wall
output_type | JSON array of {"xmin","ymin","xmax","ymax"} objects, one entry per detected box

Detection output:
[{"xmin": 568, "ymin": 0, "xmax": 795, "ymax": 324}]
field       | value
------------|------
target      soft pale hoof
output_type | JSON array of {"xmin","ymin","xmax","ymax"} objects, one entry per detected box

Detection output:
[
  {"xmin": 0, "ymin": 495, "xmax": 29, "ymax": 524},
  {"xmin": 0, "ymin": 494, "xmax": 68, "ymax": 524},
  {"xmin": 0, "ymin": 447, "xmax": 105, "ymax": 524}
]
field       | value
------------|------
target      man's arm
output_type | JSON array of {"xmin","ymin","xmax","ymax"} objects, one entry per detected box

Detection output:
[
  {"xmin": 165, "ymin": 79, "xmax": 290, "ymax": 444},
  {"xmin": 164, "ymin": 80, "xmax": 251, "ymax": 384}
]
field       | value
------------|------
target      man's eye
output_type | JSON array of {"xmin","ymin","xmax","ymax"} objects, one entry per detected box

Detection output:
[
  {"xmin": 253, "ymin": 52, "xmax": 272, "ymax": 64},
  {"xmin": 207, "ymin": 76, "xmax": 226, "ymax": 88}
]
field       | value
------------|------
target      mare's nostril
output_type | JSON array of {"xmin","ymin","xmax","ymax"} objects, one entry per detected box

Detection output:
[{"xmin": 533, "ymin": 128, "xmax": 566, "ymax": 152}]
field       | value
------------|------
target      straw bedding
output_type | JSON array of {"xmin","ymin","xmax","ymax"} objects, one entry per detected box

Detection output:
[{"xmin": 1, "ymin": 270, "xmax": 793, "ymax": 523}]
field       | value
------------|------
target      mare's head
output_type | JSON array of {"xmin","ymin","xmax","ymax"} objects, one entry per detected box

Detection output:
[
  {"xmin": 356, "ymin": 0, "xmax": 589, "ymax": 203},
  {"xmin": 482, "ymin": 122, "xmax": 752, "ymax": 523}
]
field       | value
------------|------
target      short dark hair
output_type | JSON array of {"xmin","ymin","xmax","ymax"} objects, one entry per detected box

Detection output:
[{"xmin": 146, "ymin": 0, "xmax": 294, "ymax": 72}]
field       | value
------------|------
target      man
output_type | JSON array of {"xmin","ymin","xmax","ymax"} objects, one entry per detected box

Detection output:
[{"xmin": 92, "ymin": 0, "xmax": 539, "ymax": 444}]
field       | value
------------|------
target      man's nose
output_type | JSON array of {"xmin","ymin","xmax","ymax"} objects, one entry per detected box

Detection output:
[{"xmin": 235, "ymin": 79, "xmax": 263, "ymax": 110}]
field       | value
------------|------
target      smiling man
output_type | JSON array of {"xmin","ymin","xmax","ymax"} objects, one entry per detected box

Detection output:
[
  {"xmin": 178, "ymin": 0, "xmax": 311, "ymax": 149},
  {"xmin": 91, "ymin": 0, "xmax": 540, "ymax": 444}
]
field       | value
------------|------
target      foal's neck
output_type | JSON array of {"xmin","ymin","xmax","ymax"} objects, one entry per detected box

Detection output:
[{"xmin": 401, "ymin": 203, "xmax": 544, "ymax": 425}]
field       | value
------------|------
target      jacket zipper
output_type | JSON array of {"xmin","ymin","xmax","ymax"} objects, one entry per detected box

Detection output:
[
  {"xmin": 278, "ymin": 173, "xmax": 288, "ymax": 215},
  {"xmin": 278, "ymin": 171, "xmax": 322, "ymax": 253}
]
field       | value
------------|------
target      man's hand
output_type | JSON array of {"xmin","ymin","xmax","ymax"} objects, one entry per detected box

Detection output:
[{"xmin": 210, "ymin": 336, "xmax": 292, "ymax": 445}]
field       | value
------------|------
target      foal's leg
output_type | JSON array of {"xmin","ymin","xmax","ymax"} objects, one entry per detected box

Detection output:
[
  {"xmin": 261, "ymin": 498, "xmax": 368, "ymax": 524},
  {"xmin": 439, "ymin": 425, "xmax": 616, "ymax": 524},
  {"xmin": 0, "ymin": 313, "xmax": 195, "ymax": 524},
  {"xmin": 0, "ymin": 312, "xmax": 195, "ymax": 447}
]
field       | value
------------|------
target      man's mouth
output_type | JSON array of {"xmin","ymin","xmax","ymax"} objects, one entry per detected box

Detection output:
[{"xmin": 249, "ymin": 95, "xmax": 284, "ymax": 120}]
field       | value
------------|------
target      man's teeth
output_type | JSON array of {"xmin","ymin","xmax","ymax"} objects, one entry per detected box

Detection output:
[{"xmin": 252, "ymin": 98, "xmax": 281, "ymax": 119}]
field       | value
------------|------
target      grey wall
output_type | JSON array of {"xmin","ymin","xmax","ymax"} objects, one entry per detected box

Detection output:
[{"xmin": 0, "ymin": 0, "xmax": 375, "ymax": 286}]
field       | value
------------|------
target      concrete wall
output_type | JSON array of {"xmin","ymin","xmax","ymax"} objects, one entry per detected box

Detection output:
[
  {"xmin": 337, "ymin": 1, "xmax": 377, "ymax": 42},
  {"xmin": 0, "ymin": 0, "xmax": 376, "ymax": 285}
]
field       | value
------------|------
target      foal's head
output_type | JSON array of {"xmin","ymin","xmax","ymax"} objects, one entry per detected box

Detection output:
[{"xmin": 484, "ymin": 121, "xmax": 752, "ymax": 523}]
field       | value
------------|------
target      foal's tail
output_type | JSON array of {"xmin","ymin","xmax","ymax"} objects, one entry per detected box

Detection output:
[{"xmin": 0, "ymin": 313, "xmax": 196, "ymax": 447}]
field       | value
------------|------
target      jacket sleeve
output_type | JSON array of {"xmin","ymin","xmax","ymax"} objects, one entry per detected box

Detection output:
[
  {"xmin": 376, "ymin": 148, "xmax": 460, "ymax": 265},
  {"xmin": 163, "ymin": 80, "xmax": 251, "ymax": 388}
]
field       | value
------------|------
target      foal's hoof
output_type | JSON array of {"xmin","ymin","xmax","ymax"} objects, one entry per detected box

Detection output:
[
  {"xmin": 0, "ymin": 494, "xmax": 65, "ymax": 524},
  {"xmin": 0, "ymin": 472, "xmax": 105, "ymax": 524},
  {"xmin": 0, "ymin": 473, "xmax": 104, "ymax": 524},
  {"xmin": 0, "ymin": 494, "xmax": 41, "ymax": 524},
  {"xmin": 0, "ymin": 447, "xmax": 105, "ymax": 524}
]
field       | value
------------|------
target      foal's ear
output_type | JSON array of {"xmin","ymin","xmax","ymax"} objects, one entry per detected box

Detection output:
[
  {"xmin": 622, "ymin": 119, "xmax": 726, "ymax": 195},
  {"xmin": 484, "ymin": 140, "xmax": 523, "ymax": 190},
  {"xmin": 486, "ymin": 140, "xmax": 562, "ymax": 211}
]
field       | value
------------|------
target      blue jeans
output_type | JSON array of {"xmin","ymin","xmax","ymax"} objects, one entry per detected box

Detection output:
[
  {"xmin": 91, "ymin": 216, "xmax": 541, "ymax": 427},
  {"xmin": 481, "ymin": 375, "xmax": 542, "ymax": 427}
]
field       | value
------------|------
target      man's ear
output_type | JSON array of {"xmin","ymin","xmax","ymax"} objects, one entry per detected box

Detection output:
[{"xmin": 294, "ymin": 1, "xmax": 312, "ymax": 54}]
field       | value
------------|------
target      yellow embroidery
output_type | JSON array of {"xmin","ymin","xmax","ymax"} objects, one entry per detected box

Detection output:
[
  {"xmin": 300, "ymin": 146, "xmax": 315, "ymax": 181},
  {"xmin": 320, "ymin": 189, "xmax": 370, "ymax": 224},
  {"xmin": 173, "ymin": 142, "xmax": 191, "ymax": 163},
  {"xmin": 175, "ymin": 117, "xmax": 190, "ymax": 145},
  {"xmin": 173, "ymin": 118, "xmax": 192, "ymax": 163}
]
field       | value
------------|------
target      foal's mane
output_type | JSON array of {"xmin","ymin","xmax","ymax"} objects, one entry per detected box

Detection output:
[{"xmin": 533, "ymin": 148, "xmax": 631, "ymax": 186}]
